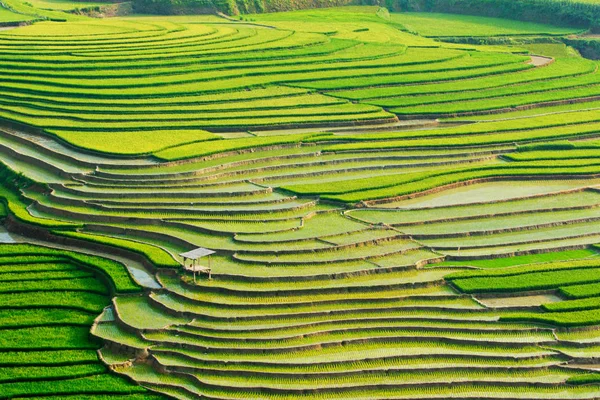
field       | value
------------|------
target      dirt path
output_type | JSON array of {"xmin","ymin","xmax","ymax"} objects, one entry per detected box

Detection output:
[{"xmin": 529, "ymin": 55, "xmax": 553, "ymax": 67}]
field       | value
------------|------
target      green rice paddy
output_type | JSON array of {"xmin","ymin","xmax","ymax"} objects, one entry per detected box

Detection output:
[{"xmin": 0, "ymin": 2, "xmax": 600, "ymax": 399}]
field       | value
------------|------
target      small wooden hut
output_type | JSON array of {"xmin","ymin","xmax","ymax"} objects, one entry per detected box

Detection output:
[{"xmin": 179, "ymin": 247, "xmax": 215, "ymax": 282}]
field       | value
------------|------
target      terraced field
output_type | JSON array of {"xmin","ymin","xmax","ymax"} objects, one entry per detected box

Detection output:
[
  {"xmin": 0, "ymin": 242, "xmax": 164, "ymax": 398},
  {"xmin": 1, "ymin": 3, "xmax": 600, "ymax": 400}
]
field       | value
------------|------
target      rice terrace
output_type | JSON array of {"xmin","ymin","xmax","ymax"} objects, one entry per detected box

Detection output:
[{"xmin": 2, "ymin": 0, "xmax": 600, "ymax": 398}]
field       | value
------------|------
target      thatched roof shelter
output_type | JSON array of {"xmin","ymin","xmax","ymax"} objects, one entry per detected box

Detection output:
[{"xmin": 180, "ymin": 247, "xmax": 215, "ymax": 281}]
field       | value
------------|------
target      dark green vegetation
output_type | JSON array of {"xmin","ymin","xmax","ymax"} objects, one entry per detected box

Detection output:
[
  {"xmin": 395, "ymin": 0, "xmax": 600, "ymax": 31},
  {"xmin": 0, "ymin": 243, "xmax": 142, "ymax": 293},
  {"xmin": 0, "ymin": 243, "xmax": 163, "ymax": 399},
  {"xmin": 132, "ymin": 0, "xmax": 600, "ymax": 34},
  {"xmin": 0, "ymin": 3, "xmax": 599, "ymax": 400},
  {"xmin": 55, "ymin": 231, "xmax": 181, "ymax": 270},
  {"xmin": 133, "ymin": 0, "xmax": 358, "ymax": 16}
]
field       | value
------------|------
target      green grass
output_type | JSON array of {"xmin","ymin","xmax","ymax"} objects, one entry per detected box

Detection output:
[
  {"xmin": 0, "ymin": 0, "xmax": 84, "ymax": 20},
  {"xmin": 149, "ymin": 289, "xmax": 480, "ymax": 319},
  {"xmin": 0, "ymin": 349, "xmax": 98, "ymax": 364},
  {"xmin": 390, "ymin": 84, "xmax": 600, "ymax": 116},
  {"xmin": 23, "ymin": 0, "xmax": 120, "ymax": 11},
  {"xmin": 334, "ymin": 57, "xmax": 594, "ymax": 100},
  {"xmin": 0, "ymin": 182, "xmax": 79, "ymax": 230},
  {"xmin": 0, "ymin": 243, "xmax": 161, "ymax": 398},
  {"xmin": 293, "ymin": 57, "xmax": 532, "ymax": 91},
  {"xmin": 0, "ymin": 322, "xmax": 98, "ymax": 350},
  {"xmin": 184, "ymin": 267, "xmax": 451, "ymax": 293},
  {"xmin": 422, "ymin": 219, "xmax": 600, "ymax": 249},
  {"xmin": 48, "ymin": 129, "xmax": 220, "ymax": 156},
  {"xmin": 448, "ymin": 258, "xmax": 600, "ymax": 280},
  {"xmin": 235, "ymin": 239, "xmax": 421, "ymax": 264},
  {"xmin": 236, "ymin": 213, "xmax": 367, "ymax": 243},
  {"xmin": 0, "ymin": 374, "xmax": 149, "ymax": 398},
  {"xmin": 401, "ymin": 207, "xmax": 600, "ymax": 236},
  {"xmin": 560, "ymin": 282, "xmax": 600, "ymax": 299},
  {"xmin": 453, "ymin": 268, "xmax": 600, "ymax": 293},
  {"xmin": 53, "ymin": 230, "xmax": 180, "ymax": 269},
  {"xmin": 568, "ymin": 373, "xmax": 600, "ymax": 385},
  {"xmin": 0, "ymin": 290, "xmax": 108, "ymax": 312},
  {"xmin": 351, "ymin": 189, "xmax": 600, "ymax": 223},
  {"xmin": 284, "ymin": 162, "xmax": 600, "ymax": 203},
  {"xmin": 0, "ymin": 244, "xmax": 141, "ymax": 293},
  {"xmin": 0, "ymin": 17, "xmax": 405, "ymax": 154},
  {"xmin": 432, "ymin": 249, "xmax": 598, "ymax": 269},
  {"xmin": 0, "ymin": 308, "xmax": 95, "ymax": 327},
  {"xmin": 165, "ymin": 365, "xmax": 573, "ymax": 388},
  {"xmin": 0, "ymin": 276, "xmax": 107, "ymax": 294},
  {"xmin": 158, "ymin": 271, "xmax": 454, "ymax": 304},
  {"xmin": 520, "ymin": 43, "xmax": 575, "ymax": 58},
  {"xmin": 92, "ymin": 321, "xmax": 152, "ymax": 349},
  {"xmin": 0, "ymin": 6, "xmax": 581, "ymax": 157},
  {"xmin": 114, "ymin": 296, "xmax": 191, "ymax": 330},
  {"xmin": 153, "ymin": 350, "xmax": 565, "ymax": 374},
  {"xmin": 542, "ymin": 296, "xmax": 600, "ymax": 312},
  {"xmin": 341, "ymin": 107, "xmax": 600, "ymax": 141},
  {"xmin": 153, "ymin": 339, "xmax": 556, "ymax": 364},
  {"xmin": 0, "ymin": 267, "xmax": 91, "ymax": 281},
  {"xmin": 506, "ymin": 149, "xmax": 600, "ymax": 161},
  {"xmin": 0, "ymin": 363, "xmax": 106, "ymax": 382},
  {"xmin": 448, "ymin": 258, "xmax": 600, "ymax": 294},
  {"xmin": 390, "ymin": 12, "xmax": 581, "ymax": 37},
  {"xmin": 503, "ymin": 308, "xmax": 600, "ymax": 327},
  {"xmin": 155, "ymin": 133, "xmax": 332, "ymax": 161},
  {"xmin": 369, "ymin": 67, "xmax": 600, "ymax": 113},
  {"xmin": 0, "ymin": 6, "xmax": 35, "ymax": 23},
  {"xmin": 448, "ymin": 100, "xmax": 600, "ymax": 123}
]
